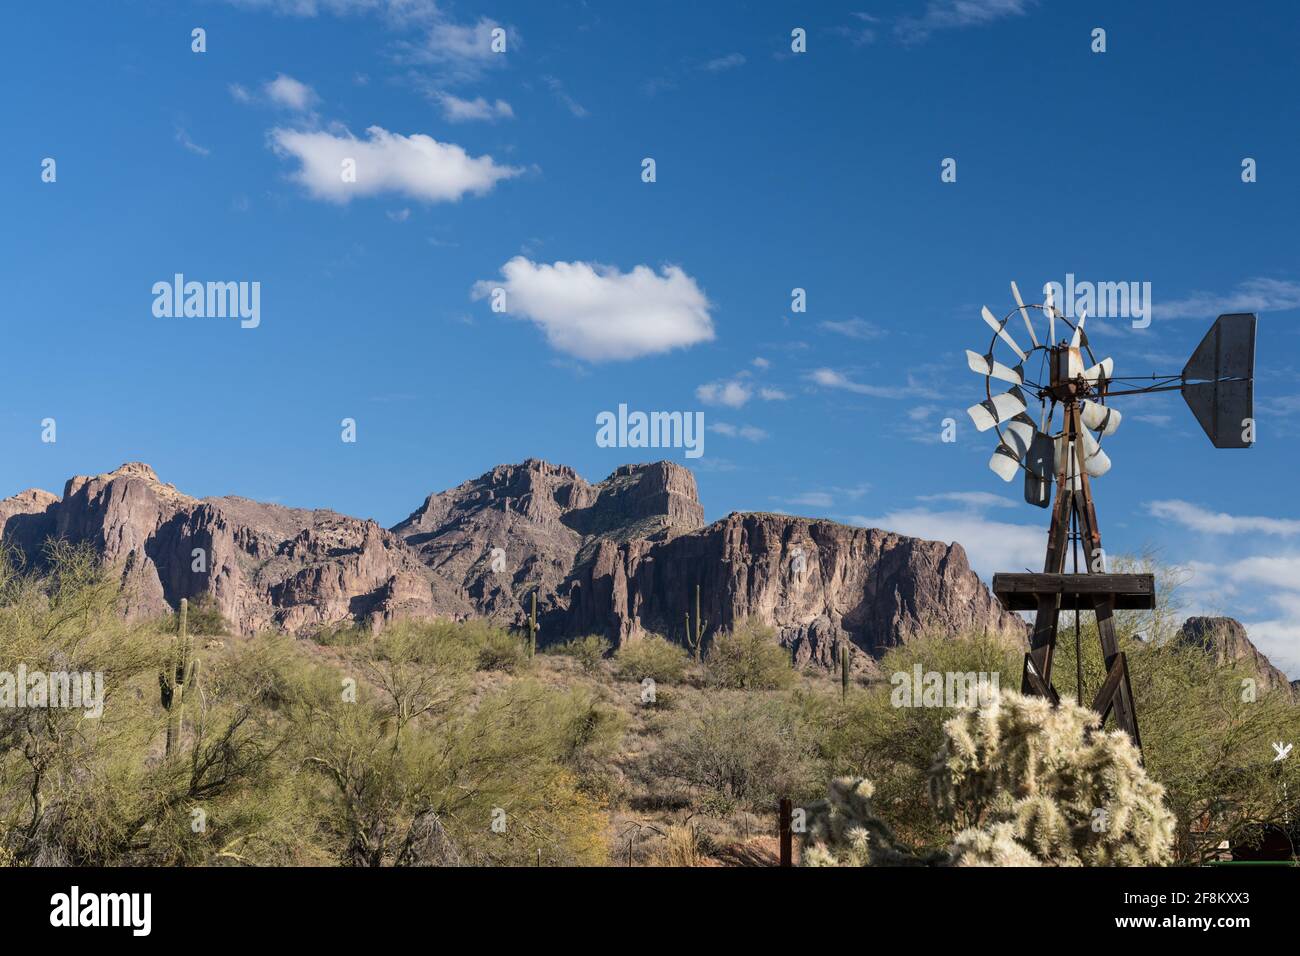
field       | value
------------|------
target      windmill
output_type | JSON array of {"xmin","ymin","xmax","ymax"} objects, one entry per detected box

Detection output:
[{"xmin": 966, "ymin": 282, "xmax": 1257, "ymax": 749}]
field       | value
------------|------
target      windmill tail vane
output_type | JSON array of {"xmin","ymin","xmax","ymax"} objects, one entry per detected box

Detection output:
[{"xmin": 965, "ymin": 281, "xmax": 1257, "ymax": 751}]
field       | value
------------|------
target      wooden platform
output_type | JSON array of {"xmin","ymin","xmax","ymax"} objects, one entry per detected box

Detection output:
[{"xmin": 992, "ymin": 573, "xmax": 1156, "ymax": 611}]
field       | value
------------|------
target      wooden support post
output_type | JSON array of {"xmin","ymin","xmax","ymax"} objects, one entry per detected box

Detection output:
[{"xmin": 778, "ymin": 798, "xmax": 793, "ymax": 867}]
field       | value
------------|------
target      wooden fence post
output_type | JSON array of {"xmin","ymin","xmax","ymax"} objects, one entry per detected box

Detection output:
[{"xmin": 779, "ymin": 798, "xmax": 793, "ymax": 867}]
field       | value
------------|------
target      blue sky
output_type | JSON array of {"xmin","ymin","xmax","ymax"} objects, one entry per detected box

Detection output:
[{"xmin": 3, "ymin": 1, "xmax": 1298, "ymax": 671}]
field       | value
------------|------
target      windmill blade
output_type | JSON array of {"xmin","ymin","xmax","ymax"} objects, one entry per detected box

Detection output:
[
  {"xmin": 1053, "ymin": 437, "xmax": 1084, "ymax": 491},
  {"xmin": 965, "ymin": 349, "xmax": 1024, "ymax": 385},
  {"xmin": 1043, "ymin": 287, "xmax": 1057, "ymax": 345},
  {"xmin": 1000, "ymin": 413, "xmax": 1036, "ymax": 459},
  {"xmin": 990, "ymin": 416, "xmax": 1039, "ymax": 481},
  {"xmin": 966, "ymin": 386, "xmax": 1027, "ymax": 432},
  {"xmin": 989, "ymin": 445, "xmax": 1021, "ymax": 481},
  {"xmin": 1024, "ymin": 431, "xmax": 1054, "ymax": 508},
  {"xmin": 1081, "ymin": 400, "xmax": 1122, "ymax": 436},
  {"xmin": 1084, "ymin": 356, "xmax": 1114, "ymax": 385},
  {"xmin": 1070, "ymin": 309, "xmax": 1088, "ymax": 349},
  {"xmin": 1079, "ymin": 429, "xmax": 1112, "ymax": 477},
  {"xmin": 981, "ymin": 306, "xmax": 1028, "ymax": 362},
  {"xmin": 1009, "ymin": 281, "xmax": 1040, "ymax": 348}
]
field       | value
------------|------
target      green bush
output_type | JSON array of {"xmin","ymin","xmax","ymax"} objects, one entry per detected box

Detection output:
[
  {"xmin": 168, "ymin": 594, "xmax": 232, "ymax": 636},
  {"xmin": 613, "ymin": 633, "xmax": 689, "ymax": 684},
  {"xmin": 546, "ymin": 634, "xmax": 611, "ymax": 672},
  {"xmin": 705, "ymin": 617, "xmax": 795, "ymax": 690},
  {"xmin": 651, "ymin": 692, "xmax": 822, "ymax": 815}
]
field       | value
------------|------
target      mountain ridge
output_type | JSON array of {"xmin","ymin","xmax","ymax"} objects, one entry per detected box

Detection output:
[{"xmin": 12, "ymin": 460, "xmax": 1283, "ymax": 683}]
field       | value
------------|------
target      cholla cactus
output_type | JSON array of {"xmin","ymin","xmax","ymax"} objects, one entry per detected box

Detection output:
[
  {"xmin": 801, "ymin": 688, "xmax": 1176, "ymax": 867},
  {"xmin": 801, "ymin": 778, "xmax": 948, "ymax": 867},
  {"xmin": 934, "ymin": 688, "xmax": 1176, "ymax": 866}
]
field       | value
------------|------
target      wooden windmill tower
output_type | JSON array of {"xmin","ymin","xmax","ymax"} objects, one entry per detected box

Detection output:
[{"xmin": 965, "ymin": 284, "xmax": 1256, "ymax": 747}]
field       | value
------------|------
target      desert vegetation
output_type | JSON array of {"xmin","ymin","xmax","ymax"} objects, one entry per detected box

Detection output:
[{"xmin": 0, "ymin": 543, "xmax": 1295, "ymax": 866}]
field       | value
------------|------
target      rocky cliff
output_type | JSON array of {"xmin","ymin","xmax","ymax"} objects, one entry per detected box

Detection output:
[
  {"xmin": 1177, "ymin": 616, "xmax": 1294, "ymax": 699},
  {"xmin": 1, "ymin": 459, "xmax": 1024, "ymax": 665},
  {"xmin": 0, "ymin": 463, "xmax": 468, "ymax": 633}
]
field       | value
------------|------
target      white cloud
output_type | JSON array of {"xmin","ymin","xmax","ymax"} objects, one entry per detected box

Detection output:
[
  {"xmin": 472, "ymin": 257, "xmax": 714, "ymax": 362},
  {"xmin": 435, "ymin": 92, "xmax": 513, "ymax": 122},
  {"xmin": 266, "ymin": 73, "xmax": 317, "ymax": 111},
  {"xmin": 697, "ymin": 380, "xmax": 752, "ymax": 408},
  {"xmin": 225, "ymin": 3, "xmax": 510, "ymax": 84},
  {"xmin": 759, "ymin": 387, "xmax": 789, "ymax": 401},
  {"xmin": 229, "ymin": 82, "xmax": 253, "ymax": 103},
  {"xmin": 709, "ymin": 422, "xmax": 768, "ymax": 442},
  {"xmin": 752, "ymin": 357, "xmax": 770, "ymax": 369},
  {"xmin": 269, "ymin": 124, "xmax": 521, "ymax": 203},
  {"xmin": 917, "ymin": 491, "xmax": 1018, "ymax": 509},
  {"xmin": 787, "ymin": 492, "xmax": 834, "ymax": 508},
  {"xmin": 543, "ymin": 75, "xmax": 588, "ymax": 118},
  {"xmin": 1154, "ymin": 277, "xmax": 1300, "ymax": 320},
  {"xmin": 847, "ymin": 507, "xmax": 1042, "ymax": 581},
  {"xmin": 1147, "ymin": 500, "xmax": 1300, "ymax": 537},
  {"xmin": 834, "ymin": 12, "xmax": 880, "ymax": 46},
  {"xmin": 808, "ymin": 367, "xmax": 934, "ymax": 399},
  {"xmin": 820, "ymin": 318, "xmax": 885, "ymax": 340},
  {"xmin": 1237, "ymin": 619, "xmax": 1300, "ymax": 680},
  {"xmin": 702, "ymin": 53, "xmax": 745, "ymax": 72},
  {"xmin": 420, "ymin": 16, "xmax": 507, "ymax": 71},
  {"xmin": 174, "ymin": 126, "xmax": 210, "ymax": 156},
  {"xmin": 896, "ymin": 0, "xmax": 1035, "ymax": 43}
]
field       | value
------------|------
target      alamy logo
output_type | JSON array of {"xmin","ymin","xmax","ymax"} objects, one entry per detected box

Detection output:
[
  {"xmin": 152, "ymin": 274, "xmax": 261, "ymax": 328},
  {"xmin": 890, "ymin": 665, "xmax": 1000, "ymax": 708},
  {"xmin": 1042, "ymin": 273, "xmax": 1151, "ymax": 329},
  {"xmin": 50, "ymin": 886, "xmax": 151, "ymax": 936},
  {"xmin": 596, "ymin": 403, "xmax": 704, "ymax": 459},
  {"xmin": 0, "ymin": 666, "xmax": 103, "ymax": 718}
]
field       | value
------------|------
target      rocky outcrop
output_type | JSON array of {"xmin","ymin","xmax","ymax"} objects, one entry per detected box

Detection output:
[
  {"xmin": 391, "ymin": 458, "xmax": 704, "ymax": 625},
  {"xmin": 1, "ymin": 463, "xmax": 469, "ymax": 633},
  {"xmin": 1, "ymin": 459, "xmax": 1023, "ymax": 666},
  {"xmin": 549, "ymin": 511, "xmax": 1025, "ymax": 672},
  {"xmin": 1177, "ymin": 616, "xmax": 1294, "ymax": 699}
]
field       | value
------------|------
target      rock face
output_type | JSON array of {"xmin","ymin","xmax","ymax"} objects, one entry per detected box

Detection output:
[
  {"xmin": 390, "ymin": 459, "xmax": 704, "ymax": 625},
  {"xmin": 0, "ymin": 459, "xmax": 1024, "ymax": 666},
  {"xmin": 1177, "ymin": 616, "xmax": 1294, "ymax": 699},
  {"xmin": 0, "ymin": 463, "xmax": 469, "ymax": 633},
  {"xmin": 551, "ymin": 511, "xmax": 1025, "ymax": 672}
]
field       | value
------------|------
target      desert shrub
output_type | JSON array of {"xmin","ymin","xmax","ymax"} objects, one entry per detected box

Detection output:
[
  {"xmin": 648, "ymin": 823, "xmax": 711, "ymax": 867},
  {"xmin": 614, "ymin": 633, "xmax": 689, "ymax": 684},
  {"xmin": 651, "ymin": 692, "xmax": 822, "ymax": 815},
  {"xmin": 310, "ymin": 620, "xmax": 371, "ymax": 648},
  {"xmin": 0, "ymin": 542, "xmax": 296, "ymax": 866},
  {"xmin": 290, "ymin": 661, "xmax": 613, "ymax": 867},
  {"xmin": 1129, "ymin": 634, "xmax": 1300, "ymax": 864},
  {"xmin": 376, "ymin": 618, "xmax": 530, "ymax": 673},
  {"xmin": 547, "ymin": 634, "xmax": 611, "ymax": 672},
  {"xmin": 705, "ymin": 617, "xmax": 794, "ymax": 690},
  {"xmin": 168, "ymin": 594, "xmax": 232, "ymax": 636}
]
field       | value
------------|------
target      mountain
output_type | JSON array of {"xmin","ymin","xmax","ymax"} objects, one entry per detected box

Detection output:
[
  {"xmin": 1177, "ymin": 616, "xmax": 1295, "ymax": 699},
  {"xmin": 0, "ymin": 459, "xmax": 1024, "ymax": 665}
]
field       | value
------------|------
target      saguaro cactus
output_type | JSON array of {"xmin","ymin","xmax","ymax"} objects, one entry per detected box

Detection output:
[
  {"xmin": 841, "ymin": 645, "xmax": 849, "ymax": 701},
  {"xmin": 527, "ymin": 591, "xmax": 537, "ymax": 658},
  {"xmin": 160, "ymin": 597, "xmax": 199, "ymax": 758},
  {"xmin": 684, "ymin": 584, "xmax": 707, "ymax": 661}
]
